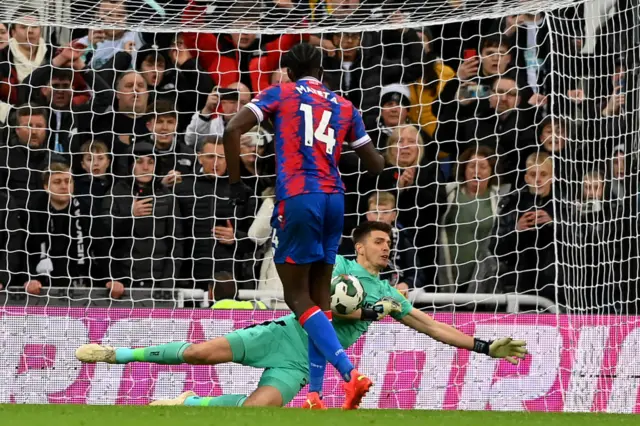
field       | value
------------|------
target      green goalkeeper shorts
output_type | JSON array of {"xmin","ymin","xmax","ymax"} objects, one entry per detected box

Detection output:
[{"xmin": 224, "ymin": 318, "xmax": 309, "ymax": 405}]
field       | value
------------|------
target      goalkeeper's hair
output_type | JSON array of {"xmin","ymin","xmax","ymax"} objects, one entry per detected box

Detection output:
[
  {"xmin": 352, "ymin": 221, "xmax": 393, "ymax": 245},
  {"xmin": 282, "ymin": 43, "xmax": 322, "ymax": 81}
]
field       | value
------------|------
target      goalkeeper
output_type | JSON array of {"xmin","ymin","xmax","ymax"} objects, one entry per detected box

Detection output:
[{"xmin": 75, "ymin": 221, "xmax": 527, "ymax": 409}]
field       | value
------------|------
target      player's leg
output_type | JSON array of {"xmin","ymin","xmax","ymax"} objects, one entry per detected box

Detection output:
[
  {"xmin": 316, "ymin": 193, "xmax": 372, "ymax": 410},
  {"xmin": 75, "ymin": 337, "xmax": 233, "ymax": 365}
]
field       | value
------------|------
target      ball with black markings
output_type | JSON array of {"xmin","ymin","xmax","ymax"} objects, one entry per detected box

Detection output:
[{"xmin": 330, "ymin": 274, "xmax": 365, "ymax": 315}]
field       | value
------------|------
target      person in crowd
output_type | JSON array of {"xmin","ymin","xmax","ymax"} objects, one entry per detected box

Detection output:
[
  {"xmin": 19, "ymin": 45, "xmax": 112, "ymax": 156},
  {"xmin": 492, "ymin": 151, "xmax": 561, "ymax": 304},
  {"xmin": 184, "ymin": 82, "xmax": 251, "ymax": 147},
  {"xmin": 0, "ymin": 8, "xmax": 51, "ymax": 117},
  {"xmin": 176, "ymin": 139, "xmax": 257, "ymax": 291},
  {"xmin": 105, "ymin": 40, "xmax": 214, "ymax": 133},
  {"xmin": 239, "ymin": 124, "xmax": 275, "ymax": 200},
  {"xmin": 0, "ymin": 104, "xmax": 53, "ymax": 211},
  {"xmin": 568, "ymin": 169, "xmax": 625, "ymax": 313},
  {"xmin": 457, "ymin": 35, "xmax": 513, "ymax": 97},
  {"xmin": 454, "ymin": 74, "xmax": 537, "ymax": 185},
  {"xmin": 406, "ymin": 28, "xmax": 457, "ymax": 145},
  {"xmin": 74, "ymin": 140, "xmax": 113, "ymax": 217},
  {"xmin": 22, "ymin": 162, "xmax": 91, "ymax": 295},
  {"xmin": 144, "ymin": 99, "xmax": 195, "ymax": 186},
  {"xmin": 438, "ymin": 146, "xmax": 506, "ymax": 295},
  {"xmin": 0, "ymin": 188, "xmax": 24, "ymax": 290},
  {"xmin": 364, "ymin": 191, "xmax": 421, "ymax": 296},
  {"xmin": 368, "ymin": 84, "xmax": 411, "ymax": 152},
  {"xmin": 247, "ymin": 186, "xmax": 284, "ymax": 306},
  {"xmin": 80, "ymin": 70, "xmax": 150, "ymax": 176},
  {"xmin": 0, "ymin": 23, "xmax": 9, "ymax": 50},
  {"xmin": 181, "ymin": 2, "xmax": 302, "ymax": 93},
  {"xmin": 364, "ymin": 124, "xmax": 443, "ymax": 286},
  {"xmin": 270, "ymin": 67, "xmax": 291, "ymax": 85},
  {"xmin": 100, "ymin": 142, "xmax": 183, "ymax": 292},
  {"xmin": 74, "ymin": 0, "xmax": 144, "ymax": 70},
  {"xmin": 73, "ymin": 140, "xmax": 113, "ymax": 290},
  {"xmin": 322, "ymin": 27, "xmax": 424, "ymax": 121}
]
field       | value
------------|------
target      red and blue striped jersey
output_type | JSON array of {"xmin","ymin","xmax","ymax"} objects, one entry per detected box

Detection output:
[{"xmin": 246, "ymin": 77, "xmax": 371, "ymax": 201}]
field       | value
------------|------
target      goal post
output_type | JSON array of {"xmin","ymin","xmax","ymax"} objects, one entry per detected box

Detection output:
[{"xmin": 0, "ymin": 0, "xmax": 639, "ymax": 412}]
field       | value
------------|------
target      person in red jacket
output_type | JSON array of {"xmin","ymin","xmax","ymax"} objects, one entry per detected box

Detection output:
[{"xmin": 181, "ymin": 0, "xmax": 304, "ymax": 93}]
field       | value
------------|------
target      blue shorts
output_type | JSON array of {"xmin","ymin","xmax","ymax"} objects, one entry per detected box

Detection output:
[{"xmin": 271, "ymin": 193, "xmax": 344, "ymax": 265}]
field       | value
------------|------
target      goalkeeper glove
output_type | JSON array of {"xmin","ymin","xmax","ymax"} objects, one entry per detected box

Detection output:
[
  {"xmin": 473, "ymin": 337, "xmax": 528, "ymax": 365},
  {"xmin": 360, "ymin": 297, "xmax": 402, "ymax": 321}
]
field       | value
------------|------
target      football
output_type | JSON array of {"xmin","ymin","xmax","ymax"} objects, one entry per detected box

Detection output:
[{"xmin": 330, "ymin": 274, "xmax": 365, "ymax": 315}]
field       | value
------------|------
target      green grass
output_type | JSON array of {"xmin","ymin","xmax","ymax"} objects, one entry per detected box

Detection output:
[{"xmin": 0, "ymin": 405, "xmax": 636, "ymax": 426}]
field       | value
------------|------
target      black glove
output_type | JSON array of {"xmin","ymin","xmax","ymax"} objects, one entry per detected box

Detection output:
[{"xmin": 229, "ymin": 181, "xmax": 251, "ymax": 206}]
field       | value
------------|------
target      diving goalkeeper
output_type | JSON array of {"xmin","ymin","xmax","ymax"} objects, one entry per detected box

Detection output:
[{"xmin": 75, "ymin": 221, "xmax": 527, "ymax": 409}]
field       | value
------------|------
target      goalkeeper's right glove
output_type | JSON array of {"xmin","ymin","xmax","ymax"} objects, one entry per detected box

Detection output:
[{"xmin": 360, "ymin": 297, "xmax": 402, "ymax": 321}]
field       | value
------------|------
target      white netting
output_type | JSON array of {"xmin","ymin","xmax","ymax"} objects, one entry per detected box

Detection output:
[{"xmin": 0, "ymin": 0, "xmax": 640, "ymax": 411}]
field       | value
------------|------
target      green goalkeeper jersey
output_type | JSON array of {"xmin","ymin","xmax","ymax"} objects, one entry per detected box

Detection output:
[{"xmin": 279, "ymin": 255, "xmax": 414, "ymax": 351}]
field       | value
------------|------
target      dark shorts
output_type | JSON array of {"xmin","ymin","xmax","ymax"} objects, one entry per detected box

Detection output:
[{"xmin": 271, "ymin": 193, "xmax": 344, "ymax": 265}]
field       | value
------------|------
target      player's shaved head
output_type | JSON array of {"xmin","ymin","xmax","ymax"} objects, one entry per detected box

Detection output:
[{"xmin": 283, "ymin": 43, "xmax": 322, "ymax": 81}]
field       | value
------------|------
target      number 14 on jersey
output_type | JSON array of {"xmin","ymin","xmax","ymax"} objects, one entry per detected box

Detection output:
[{"xmin": 300, "ymin": 103, "xmax": 336, "ymax": 154}]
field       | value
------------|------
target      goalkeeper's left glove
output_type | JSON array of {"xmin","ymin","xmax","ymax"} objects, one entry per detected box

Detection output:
[
  {"xmin": 360, "ymin": 297, "xmax": 402, "ymax": 321},
  {"xmin": 472, "ymin": 337, "xmax": 528, "ymax": 365}
]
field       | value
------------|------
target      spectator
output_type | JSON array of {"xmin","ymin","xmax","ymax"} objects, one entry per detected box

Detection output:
[
  {"xmin": 20, "ymin": 46, "xmax": 112, "ymax": 155},
  {"xmin": 247, "ymin": 186, "xmax": 283, "ymax": 303},
  {"xmin": 407, "ymin": 29, "xmax": 457, "ymax": 143},
  {"xmin": 239, "ymin": 125, "xmax": 275, "ymax": 199},
  {"xmin": 0, "ymin": 188, "xmax": 25, "ymax": 290},
  {"xmin": 83, "ymin": 70, "xmax": 149, "ymax": 175},
  {"xmin": 455, "ymin": 74, "xmax": 537, "ymax": 184},
  {"xmin": 270, "ymin": 67, "xmax": 291, "ymax": 85},
  {"xmin": 368, "ymin": 84, "xmax": 411, "ymax": 151},
  {"xmin": 438, "ymin": 146, "xmax": 505, "ymax": 294},
  {"xmin": 0, "ymin": 23, "xmax": 8, "ymax": 50},
  {"xmin": 23, "ymin": 162, "xmax": 90, "ymax": 295},
  {"xmin": 184, "ymin": 82, "xmax": 251, "ymax": 147},
  {"xmin": 323, "ymin": 28, "xmax": 423, "ymax": 119},
  {"xmin": 144, "ymin": 99, "xmax": 196, "ymax": 186},
  {"xmin": 364, "ymin": 191, "xmax": 421, "ymax": 296},
  {"xmin": 364, "ymin": 124, "xmax": 443, "ymax": 286},
  {"xmin": 74, "ymin": 140, "xmax": 113, "ymax": 217},
  {"xmin": 101, "ymin": 142, "xmax": 183, "ymax": 290},
  {"xmin": 182, "ymin": 3, "xmax": 302, "ymax": 93},
  {"xmin": 74, "ymin": 0, "xmax": 143, "ymax": 70},
  {"xmin": 492, "ymin": 151, "xmax": 560, "ymax": 303},
  {"xmin": 176, "ymin": 139, "xmax": 257, "ymax": 291},
  {"xmin": 0, "ymin": 8, "xmax": 51, "ymax": 114},
  {"xmin": 570, "ymin": 169, "xmax": 625, "ymax": 313},
  {"xmin": 0, "ymin": 104, "xmax": 52, "ymax": 211}
]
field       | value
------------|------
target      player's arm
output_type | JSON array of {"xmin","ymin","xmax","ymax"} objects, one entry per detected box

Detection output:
[
  {"xmin": 224, "ymin": 86, "xmax": 280, "ymax": 186},
  {"xmin": 223, "ymin": 108, "xmax": 258, "ymax": 185},
  {"xmin": 348, "ymin": 105, "xmax": 384, "ymax": 174},
  {"xmin": 399, "ymin": 308, "xmax": 527, "ymax": 364},
  {"xmin": 355, "ymin": 142, "xmax": 385, "ymax": 175}
]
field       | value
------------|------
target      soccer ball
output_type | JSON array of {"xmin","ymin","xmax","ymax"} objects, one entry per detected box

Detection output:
[{"xmin": 330, "ymin": 274, "xmax": 365, "ymax": 315}]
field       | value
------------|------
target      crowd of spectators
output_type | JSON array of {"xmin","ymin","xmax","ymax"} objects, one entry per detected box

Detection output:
[{"xmin": 0, "ymin": 0, "xmax": 638, "ymax": 313}]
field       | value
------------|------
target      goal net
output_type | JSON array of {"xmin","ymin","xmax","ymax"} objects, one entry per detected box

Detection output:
[{"xmin": 1, "ymin": 0, "xmax": 639, "ymax": 412}]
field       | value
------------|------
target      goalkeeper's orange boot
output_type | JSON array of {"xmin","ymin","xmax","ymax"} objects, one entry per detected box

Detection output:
[
  {"xmin": 302, "ymin": 392, "xmax": 326, "ymax": 410},
  {"xmin": 342, "ymin": 370, "xmax": 372, "ymax": 410}
]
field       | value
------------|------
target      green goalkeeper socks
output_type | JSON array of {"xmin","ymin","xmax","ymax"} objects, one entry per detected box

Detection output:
[
  {"xmin": 114, "ymin": 342, "xmax": 191, "ymax": 364},
  {"xmin": 184, "ymin": 395, "xmax": 247, "ymax": 407}
]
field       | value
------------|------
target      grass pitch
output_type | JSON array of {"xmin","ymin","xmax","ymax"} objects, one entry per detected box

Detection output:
[{"xmin": 0, "ymin": 405, "xmax": 637, "ymax": 426}]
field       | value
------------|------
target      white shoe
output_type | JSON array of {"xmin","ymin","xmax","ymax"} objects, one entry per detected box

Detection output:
[
  {"xmin": 75, "ymin": 344, "xmax": 117, "ymax": 364},
  {"xmin": 150, "ymin": 391, "xmax": 197, "ymax": 406}
]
